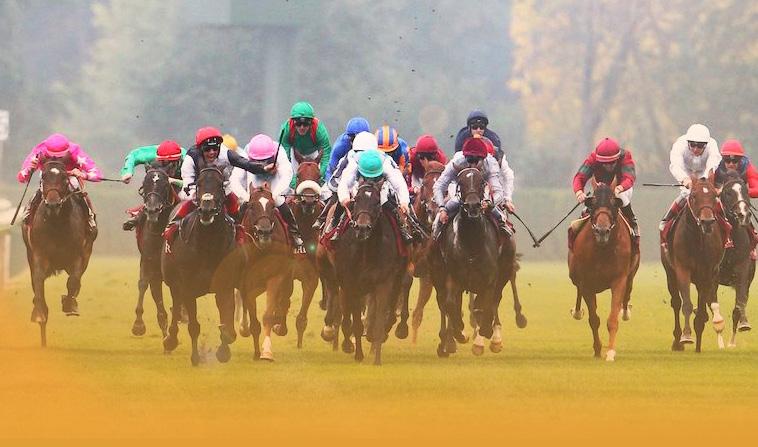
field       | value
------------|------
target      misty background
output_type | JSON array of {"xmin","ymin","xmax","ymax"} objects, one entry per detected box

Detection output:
[{"xmin": 1, "ymin": 0, "xmax": 756, "ymax": 267}]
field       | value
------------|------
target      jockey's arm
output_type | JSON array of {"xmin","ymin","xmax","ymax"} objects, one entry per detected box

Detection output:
[
  {"xmin": 704, "ymin": 139, "xmax": 722, "ymax": 175},
  {"xmin": 337, "ymin": 160, "xmax": 359, "ymax": 206},
  {"xmin": 72, "ymin": 148, "xmax": 102, "ymax": 182},
  {"xmin": 273, "ymin": 147, "xmax": 294, "ymax": 199},
  {"xmin": 180, "ymin": 156, "xmax": 196, "ymax": 200},
  {"xmin": 224, "ymin": 148, "xmax": 267, "ymax": 175},
  {"xmin": 229, "ymin": 167, "xmax": 250, "ymax": 203},
  {"xmin": 484, "ymin": 156, "xmax": 505, "ymax": 204},
  {"xmin": 499, "ymin": 154, "xmax": 515, "ymax": 203},
  {"xmin": 746, "ymin": 162, "xmax": 758, "ymax": 198},
  {"xmin": 669, "ymin": 138, "xmax": 690, "ymax": 183},
  {"xmin": 434, "ymin": 162, "xmax": 457, "ymax": 207},
  {"xmin": 316, "ymin": 125, "xmax": 332, "ymax": 178},
  {"xmin": 384, "ymin": 159, "xmax": 410, "ymax": 207}
]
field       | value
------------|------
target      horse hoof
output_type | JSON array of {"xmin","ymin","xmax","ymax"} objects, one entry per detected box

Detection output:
[
  {"xmin": 680, "ymin": 334, "xmax": 694, "ymax": 345},
  {"xmin": 342, "ymin": 339, "xmax": 355, "ymax": 354},
  {"xmin": 131, "ymin": 320, "xmax": 147, "ymax": 336},
  {"xmin": 321, "ymin": 326, "xmax": 336, "ymax": 342},
  {"xmin": 395, "ymin": 322, "xmax": 409, "ymax": 340},
  {"xmin": 622, "ymin": 310, "xmax": 631, "ymax": 321},
  {"xmin": 61, "ymin": 296, "xmax": 79, "ymax": 316},
  {"xmin": 163, "ymin": 335, "xmax": 178, "ymax": 352},
  {"xmin": 737, "ymin": 321, "xmax": 752, "ymax": 332},
  {"xmin": 515, "ymin": 314, "xmax": 528, "ymax": 328},
  {"xmin": 571, "ymin": 308, "xmax": 584, "ymax": 320},
  {"xmin": 30, "ymin": 308, "xmax": 47, "ymax": 324},
  {"xmin": 216, "ymin": 344, "xmax": 231, "ymax": 363},
  {"xmin": 472, "ymin": 344, "xmax": 485, "ymax": 356},
  {"xmin": 239, "ymin": 325, "xmax": 251, "ymax": 338},
  {"xmin": 490, "ymin": 341, "xmax": 503, "ymax": 353},
  {"xmin": 446, "ymin": 338, "xmax": 457, "ymax": 354},
  {"xmin": 272, "ymin": 323, "xmax": 288, "ymax": 337},
  {"xmin": 437, "ymin": 344, "xmax": 449, "ymax": 358},
  {"xmin": 191, "ymin": 353, "xmax": 201, "ymax": 366},
  {"xmin": 671, "ymin": 341, "xmax": 684, "ymax": 351},
  {"xmin": 453, "ymin": 331, "xmax": 469, "ymax": 344},
  {"xmin": 605, "ymin": 349, "xmax": 616, "ymax": 362},
  {"xmin": 219, "ymin": 325, "xmax": 237, "ymax": 344},
  {"xmin": 354, "ymin": 352, "xmax": 364, "ymax": 363},
  {"xmin": 259, "ymin": 351, "xmax": 274, "ymax": 362}
]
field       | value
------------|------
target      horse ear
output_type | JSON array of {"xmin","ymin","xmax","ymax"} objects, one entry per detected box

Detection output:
[
  {"xmin": 249, "ymin": 181, "xmax": 255, "ymax": 192},
  {"xmin": 293, "ymin": 150, "xmax": 305, "ymax": 164},
  {"xmin": 315, "ymin": 149, "xmax": 323, "ymax": 164},
  {"xmin": 263, "ymin": 181, "xmax": 270, "ymax": 190}
]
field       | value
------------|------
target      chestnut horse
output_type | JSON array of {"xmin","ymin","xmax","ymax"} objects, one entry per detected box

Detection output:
[
  {"xmin": 716, "ymin": 170, "xmax": 755, "ymax": 347},
  {"xmin": 239, "ymin": 184, "xmax": 294, "ymax": 361},
  {"xmin": 22, "ymin": 157, "xmax": 97, "ymax": 346},
  {"xmin": 662, "ymin": 175, "xmax": 727, "ymax": 352},
  {"xmin": 569, "ymin": 181, "xmax": 639, "ymax": 361},
  {"xmin": 131, "ymin": 167, "xmax": 176, "ymax": 337},
  {"xmin": 161, "ymin": 166, "xmax": 238, "ymax": 366},
  {"xmin": 288, "ymin": 160, "xmax": 325, "ymax": 348}
]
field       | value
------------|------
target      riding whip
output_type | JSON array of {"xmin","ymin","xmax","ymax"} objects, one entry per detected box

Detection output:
[
  {"xmin": 10, "ymin": 173, "xmax": 33, "ymax": 226},
  {"xmin": 534, "ymin": 201, "xmax": 583, "ymax": 246},
  {"xmin": 508, "ymin": 210, "xmax": 541, "ymax": 248},
  {"xmin": 642, "ymin": 183, "xmax": 683, "ymax": 187}
]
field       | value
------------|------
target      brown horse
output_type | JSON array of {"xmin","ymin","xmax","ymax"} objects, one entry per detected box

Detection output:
[
  {"xmin": 130, "ymin": 167, "xmax": 176, "ymax": 337},
  {"xmin": 238, "ymin": 184, "xmax": 294, "ymax": 361},
  {"xmin": 161, "ymin": 166, "xmax": 238, "ymax": 366},
  {"xmin": 288, "ymin": 160, "xmax": 325, "ymax": 348},
  {"xmin": 662, "ymin": 175, "xmax": 727, "ymax": 352},
  {"xmin": 569, "ymin": 181, "xmax": 639, "ymax": 361},
  {"xmin": 22, "ymin": 157, "xmax": 97, "ymax": 346}
]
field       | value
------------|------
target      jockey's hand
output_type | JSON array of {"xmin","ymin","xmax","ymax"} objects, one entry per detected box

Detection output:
[
  {"xmin": 439, "ymin": 209, "xmax": 449, "ymax": 224},
  {"xmin": 575, "ymin": 190, "xmax": 586, "ymax": 203},
  {"xmin": 70, "ymin": 168, "xmax": 86, "ymax": 180},
  {"xmin": 412, "ymin": 186, "xmax": 420, "ymax": 195},
  {"xmin": 614, "ymin": 185, "xmax": 625, "ymax": 196},
  {"xmin": 121, "ymin": 173, "xmax": 132, "ymax": 184},
  {"xmin": 504, "ymin": 201, "xmax": 515, "ymax": 213},
  {"xmin": 168, "ymin": 178, "xmax": 182, "ymax": 187},
  {"xmin": 29, "ymin": 158, "xmax": 39, "ymax": 170},
  {"xmin": 481, "ymin": 199, "xmax": 493, "ymax": 210},
  {"xmin": 264, "ymin": 163, "xmax": 277, "ymax": 173},
  {"xmin": 682, "ymin": 178, "xmax": 692, "ymax": 189},
  {"xmin": 399, "ymin": 203, "xmax": 409, "ymax": 215}
]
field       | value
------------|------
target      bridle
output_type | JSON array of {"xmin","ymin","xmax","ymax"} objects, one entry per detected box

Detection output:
[{"xmin": 41, "ymin": 161, "xmax": 73, "ymax": 205}]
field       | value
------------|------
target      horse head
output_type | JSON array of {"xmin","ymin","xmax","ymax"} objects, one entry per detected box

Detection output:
[
  {"xmin": 245, "ymin": 183, "xmax": 276, "ymax": 248},
  {"xmin": 416, "ymin": 161, "xmax": 444, "ymax": 228},
  {"xmin": 457, "ymin": 167, "xmax": 485, "ymax": 219},
  {"xmin": 196, "ymin": 166, "xmax": 225, "ymax": 226},
  {"xmin": 688, "ymin": 175, "xmax": 718, "ymax": 234},
  {"xmin": 352, "ymin": 178, "xmax": 384, "ymax": 241},
  {"xmin": 295, "ymin": 161, "xmax": 322, "ymax": 215},
  {"xmin": 41, "ymin": 157, "xmax": 73, "ymax": 215},
  {"xmin": 141, "ymin": 167, "xmax": 172, "ymax": 224},
  {"xmin": 719, "ymin": 169, "xmax": 751, "ymax": 227},
  {"xmin": 586, "ymin": 181, "xmax": 622, "ymax": 246}
]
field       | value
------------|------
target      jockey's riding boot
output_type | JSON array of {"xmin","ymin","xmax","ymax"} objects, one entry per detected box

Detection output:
[
  {"xmin": 491, "ymin": 206, "xmax": 511, "ymax": 236},
  {"xmin": 659, "ymin": 197, "xmax": 684, "ymax": 250},
  {"xmin": 385, "ymin": 203, "xmax": 414, "ymax": 244},
  {"xmin": 22, "ymin": 190, "xmax": 43, "ymax": 225},
  {"xmin": 330, "ymin": 206, "xmax": 346, "ymax": 242},
  {"xmin": 162, "ymin": 200, "xmax": 195, "ymax": 249},
  {"xmin": 621, "ymin": 204, "xmax": 640, "ymax": 252},
  {"xmin": 313, "ymin": 195, "xmax": 335, "ymax": 230},
  {"xmin": 278, "ymin": 204, "xmax": 307, "ymax": 255},
  {"xmin": 82, "ymin": 193, "xmax": 97, "ymax": 231}
]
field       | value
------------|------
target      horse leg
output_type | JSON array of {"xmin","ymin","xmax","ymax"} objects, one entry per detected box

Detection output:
[
  {"xmin": 296, "ymin": 271, "xmax": 318, "ymax": 349},
  {"xmin": 511, "ymin": 278, "xmax": 527, "ymax": 328},
  {"xmin": 411, "ymin": 275, "xmax": 433, "ymax": 344},
  {"xmin": 30, "ymin": 263, "xmax": 49, "ymax": 347},
  {"xmin": 63, "ymin": 259, "xmax": 85, "ymax": 316},
  {"xmin": 605, "ymin": 279, "xmax": 626, "ymax": 362},
  {"xmin": 372, "ymin": 287, "xmax": 392, "ymax": 366},
  {"xmin": 215, "ymin": 289, "xmax": 235, "ymax": 363},
  {"xmin": 693, "ymin": 287, "xmax": 708, "ymax": 353},
  {"xmin": 131, "ymin": 262, "xmax": 149, "ymax": 336},
  {"xmin": 260, "ymin": 279, "xmax": 279, "ymax": 361},
  {"xmin": 663, "ymin": 262, "xmax": 684, "ymax": 351},
  {"xmin": 395, "ymin": 272, "xmax": 412, "ymax": 340},
  {"xmin": 149, "ymin": 275, "xmax": 168, "ymax": 337},
  {"xmin": 272, "ymin": 276, "xmax": 293, "ymax": 337},
  {"xmin": 490, "ymin": 288, "xmax": 504, "ymax": 353},
  {"xmin": 185, "ymin": 298, "xmax": 201, "ymax": 366},
  {"xmin": 621, "ymin": 276, "xmax": 633, "ymax": 321},
  {"xmin": 676, "ymin": 269, "xmax": 695, "ymax": 345},
  {"xmin": 571, "ymin": 287, "xmax": 584, "ymax": 320},
  {"xmin": 246, "ymin": 294, "xmax": 262, "ymax": 360},
  {"xmin": 584, "ymin": 291, "xmax": 602, "ymax": 358},
  {"xmin": 235, "ymin": 289, "xmax": 251, "ymax": 337},
  {"xmin": 163, "ymin": 286, "xmax": 181, "ymax": 353},
  {"xmin": 352, "ymin": 299, "xmax": 365, "ymax": 363},
  {"xmin": 436, "ymin": 296, "xmax": 449, "ymax": 358}
]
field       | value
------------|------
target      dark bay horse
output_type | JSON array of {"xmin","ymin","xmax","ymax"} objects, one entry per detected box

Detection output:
[
  {"xmin": 662, "ymin": 175, "xmax": 726, "ymax": 353},
  {"xmin": 161, "ymin": 166, "xmax": 238, "ymax": 366},
  {"xmin": 289, "ymin": 160, "xmax": 325, "ymax": 349},
  {"xmin": 715, "ymin": 170, "xmax": 755, "ymax": 348},
  {"xmin": 569, "ymin": 181, "xmax": 639, "ymax": 361},
  {"xmin": 238, "ymin": 184, "xmax": 294, "ymax": 361},
  {"xmin": 331, "ymin": 180, "xmax": 409, "ymax": 365},
  {"xmin": 22, "ymin": 157, "xmax": 97, "ymax": 346},
  {"xmin": 130, "ymin": 167, "xmax": 177, "ymax": 337},
  {"xmin": 434, "ymin": 167, "xmax": 501, "ymax": 357}
]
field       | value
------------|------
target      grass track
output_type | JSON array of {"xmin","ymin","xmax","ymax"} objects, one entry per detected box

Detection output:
[{"xmin": 1, "ymin": 257, "xmax": 757, "ymax": 443}]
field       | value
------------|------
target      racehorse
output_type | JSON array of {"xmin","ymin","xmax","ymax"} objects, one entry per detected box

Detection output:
[
  {"xmin": 22, "ymin": 157, "xmax": 97, "ymax": 347},
  {"xmin": 331, "ymin": 179, "xmax": 409, "ymax": 365},
  {"xmin": 661, "ymin": 175, "xmax": 726, "ymax": 353},
  {"xmin": 288, "ymin": 159, "xmax": 325, "ymax": 349},
  {"xmin": 715, "ymin": 170, "xmax": 755, "ymax": 347},
  {"xmin": 569, "ymin": 181, "xmax": 639, "ymax": 361},
  {"xmin": 161, "ymin": 166, "xmax": 238, "ymax": 366},
  {"xmin": 238, "ymin": 184, "xmax": 294, "ymax": 361},
  {"xmin": 130, "ymin": 166, "xmax": 176, "ymax": 337},
  {"xmin": 433, "ymin": 167, "xmax": 501, "ymax": 357}
]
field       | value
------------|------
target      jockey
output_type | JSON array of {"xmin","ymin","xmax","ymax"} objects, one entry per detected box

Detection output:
[
  {"xmin": 432, "ymin": 137, "xmax": 510, "ymax": 238},
  {"xmin": 409, "ymin": 134, "xmax": 448, "ymax": 195},
  {"xmin": 325, "ymin": 116, "xmax": 370, "ymax": 183},
  {"xmin": 659, "ymin": 123, "xmax": 731, "ymax": 248},
  {"xmin": 121, "ymin": 140, "xmax": 186, "ymax": 231},
  {"xmin": 714, "ymin": 139, "xmax": 758, "ymax": 197},
  {"xmin": 376, "ymin": 125, "xmax": 411, "ymax": 184},
  {"xmin": 454, "ymin": 110, "xmax": 503, "ymax": 160},
  {"xmin": 337, "ymin": 146, "xmax": 413, "ymax": 243},
  {"xmin": 17, "ymin": 133, "xmax": 102, "ymax": 231},
  {"xmin": 279, "ymin": 101, "xmax": 332, "ymax": 187},
  {"xmin": 163, "ymin": 127, "xmax": 267, "ymax": 243},
  {"xmin": 572, "ymin": 137, "xmax": 639, "ymax": 245},
  {"xmin": 230, "ymin": 134, "xmax": 306, "ymax": 254}
]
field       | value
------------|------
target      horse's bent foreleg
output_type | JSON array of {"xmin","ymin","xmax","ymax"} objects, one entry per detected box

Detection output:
[
  {"xmin": 511, "ymin": 278, "xmax": 527, "ymax": 328},
  {"xmin": 411, "ymin": 275, "xmax": 434, "ymax": 344},
  {"xmin": 132, "ymin": 274, "xmax": 149, "ymax": 336},
  {"xmin": 29, "ymin": 262, "xmax": 49, "ymax": 347},
  {"xmin": 185, "ymin": 297, "xmax": 201, "ymax": 366}
]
